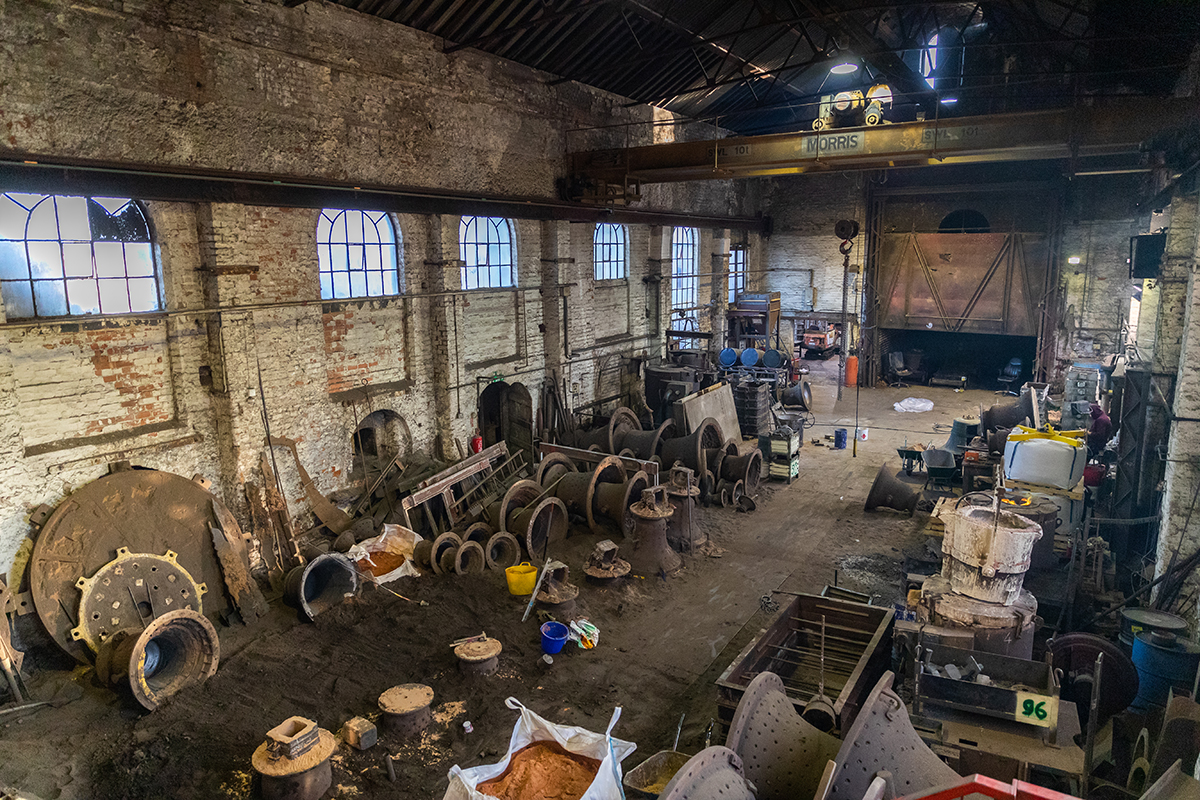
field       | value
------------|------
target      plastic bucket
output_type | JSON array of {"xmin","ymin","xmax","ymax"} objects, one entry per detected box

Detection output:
[
  {"xmin": 505, "ymin": 562, "xmax": 537, "ymax": 595},
  {"xmin": 540, "ymin": 621, "xmax": 569, "ymax": 654},
  {"xmin": 834, "ymin": 429, "xmax": 848, "ymax": 449}
]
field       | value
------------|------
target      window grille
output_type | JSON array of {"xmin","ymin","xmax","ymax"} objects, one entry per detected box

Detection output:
[
  {"xmin": 0, "ymin": 193, "xmax": 159, "ymax": 318},
  {"xmin": 459, "ymin": 216, "xmax": 515, "ymax": 289},
  {"xmin": 671, "ymin": 227, "xmax": 698, "ymax": 312},
  {"xmin": 316, "ymin": 209, "xmax": 400, "ymax": 300},
  {"xmin": 593, "ymin": 223, "xmax": 627, "ymax": 280}
]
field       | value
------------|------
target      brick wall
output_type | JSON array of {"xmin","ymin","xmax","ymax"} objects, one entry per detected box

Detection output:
[
  {"xmin": 763, "ymin": 173, "xmax": 867, "ymax": 315},
  {"xmin": 0, "ymin": 0, "xmax": 760, "ymax": 577}
]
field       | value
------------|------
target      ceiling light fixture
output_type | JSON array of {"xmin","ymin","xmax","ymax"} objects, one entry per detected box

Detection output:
[
  {"xmin": 940, "ymin": 97, "xmax": 958, "ymax": 104},
  {"xmin": 830, "ymin": 62, "xmax": 858, "ymax": 74},
  {"xmin": 1068, "ymin": 256, "xmax": 1082, "ymax": 264}
]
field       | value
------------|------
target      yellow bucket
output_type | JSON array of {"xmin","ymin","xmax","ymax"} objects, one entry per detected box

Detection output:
[{"xmin": 505, "ymin": 562, "xmax": 537, "ymax": 596}]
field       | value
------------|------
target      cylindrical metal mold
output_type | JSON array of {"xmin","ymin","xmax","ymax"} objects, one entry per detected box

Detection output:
[
  {"xmin": 96, "ymin": 608, "xmax": 221, "ymax": 711},
  {"xmin": 284, "ymin": 553, "xmax": 359, "ymax": 619}
]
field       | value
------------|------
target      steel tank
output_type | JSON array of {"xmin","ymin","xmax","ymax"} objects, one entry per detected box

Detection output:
[
  {"xmin": 1120, "ymin": 607, "xmax": 1189, "ymax": 651},
  {"xmin": 1130, "ymin": 631, "xmax": 1200, "ymax": 711}
]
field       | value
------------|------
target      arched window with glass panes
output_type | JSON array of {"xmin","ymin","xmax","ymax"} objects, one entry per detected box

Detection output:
[
  {"xmin": 671, "ymin": 227, "xmax": 698, "ymax": 313},
  {"xmin": 593, "ymin": 223, "xmax": 627, "ymax": 280},
  {"xmin": 316, "ymin": 209, "xmax": 401, "ymax": 300},
  {"xmin": 0, "ymin": 193, "xmax": 160, "ymax": 319},
  {"xmin": 459, "ymin": 216, "xmax": 515, "ymax": 289}
]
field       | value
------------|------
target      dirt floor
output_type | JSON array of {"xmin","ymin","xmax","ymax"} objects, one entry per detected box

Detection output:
[{"xmin": 0, "ymin": 362, "xmax": 1002, "ymax": 800}]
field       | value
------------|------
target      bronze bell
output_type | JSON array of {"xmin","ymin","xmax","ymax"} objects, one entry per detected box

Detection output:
[
  {"xmin": 863, "ymin": 464, "xmax": 921, "ymax": 515},
  {"xmin": 659, "ymin": 417, "xmax": 725, "ymax": 474},
  {"xmin": 628, "ymin": 487, "xmax": 682, "ymax": 577}
]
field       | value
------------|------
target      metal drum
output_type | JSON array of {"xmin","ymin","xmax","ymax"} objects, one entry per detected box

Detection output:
[
  {"xmin": 1120, "ymin": 608, "xmax": 1189, "ymax": 651},
  {"xmin": 740, "ymin": 348, "xmax": 764, "ymax": 367},
  {"xmin": 1131, "ymin": 631, "xmax": 1200, "ymax": 712},
  {"xmin": 718, "ymin": 348, "xmax": 741, "ymax": 368},
  {"xmin": 761, "ymin": 348, "xmax": 785, "ymax": 368}
]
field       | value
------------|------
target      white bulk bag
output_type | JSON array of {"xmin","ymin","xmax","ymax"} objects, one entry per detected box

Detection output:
[
  {"xmin": 443, "ymin": 697, "xmax": 636, "ymax": 800},
  {"xmin": 1003, "ymin": 428, "xmax": 1086, "ymax": 489}
]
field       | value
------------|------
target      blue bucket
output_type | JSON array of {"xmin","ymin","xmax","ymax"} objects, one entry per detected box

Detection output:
[
  {"xmin": 718, "ymin": 348, "xmax": 741, "ymax": 368},
  {"xmin": 541, "ymin": 621, "xmax": 569, "ymax": 655},
  {"xmin": 834, "ymin": 429, "xmax": 848, "ymax": 449}
]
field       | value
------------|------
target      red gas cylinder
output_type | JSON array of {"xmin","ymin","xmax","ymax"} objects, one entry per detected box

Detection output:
[
  {"xmin": 844, "ymin": 355, "xmax": 858, "ymax": 387},
  {"xmin": 470, "ymin": 435, "xmax": 483, "ymax": 454}
]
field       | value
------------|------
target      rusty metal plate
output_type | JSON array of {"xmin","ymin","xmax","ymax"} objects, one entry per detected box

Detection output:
[
  {"xmin": 31, "ymin": 469, "xmax": 234, "ymax": 664},
  {"xmin": 71, "ymin": 548, "xmax": 206, "ymax": 654},
  {"xmin": 876, "ymin": 233, "xmax": 1048, "ymax": 336}
]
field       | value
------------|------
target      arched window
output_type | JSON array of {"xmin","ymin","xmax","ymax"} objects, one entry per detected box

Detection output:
[
  {"xmin": 459, "ymin": 216, "xmax": 515, "ymax": 289},
  {"xmin": 671, "ymin": 227, "xmax": 698, "ymax": 312},
  {"xmin": 939, "ymin": 209, "xmax": 991, "ymax": 233},
  {"xmin": 0, "ymin": 193, "xmax": 159, "ymax": 319},
  {"xmin": 922, "ymin": 32, "xmax": 939, "ymax": 88},
  {"xmin": 316, "ymin": 209, "xmax": 400, "ymax": 300},
  {"xmin": 593, "ymin": 223, "xmax": 627, "ymax": 280}
]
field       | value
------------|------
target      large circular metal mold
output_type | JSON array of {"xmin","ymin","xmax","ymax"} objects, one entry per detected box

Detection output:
[
  {"xmin": 658, "ymin": 746, "xmax": 756, "ymax": 800},
  {"xmin": 96, "ymin": 608, "xmax": 221, "ymax": 711},
  {"xmin": 72, "ymin": 548, "xmax": 207, "ymax": 654},
  {"xmin": 512, "ymin": 497, "xmax": 569, "ymax": 563},
  {"xmin": 615, "ymin": 418, "xmax": 675, "ymax": 461},
  {"xmin": 283, "ymin": 553, "xmax": 359, "ymax": 620},
  {"xmin": 594, "ymin": 470, "xmax": 650, "ymax": 536},
  {"xmin": 725, "ymin": 671, "xmax": 839, "ymax": 800},
  {"xmin": 459, "ymin": 521, "xmax": 494, "ymax": 548},
  {"xmin": 659, "ymin": 417, "xmax": 724, "ymax": 475},
  {"xmin": 827, "ymin": 671, "xmax": 959, "ymax": 799},
  {"xmin": 553, "ymin": 456, "xmax": 626, "ymax": 533},
  {"xmin": 454, "ymin": 541, "xmax": 487, "ymax": 575},
  {"xmin": 31, "ymin": 468, "xmax": 235, "ymax": 664},
  {"xmin": 489, "ymin": 479, "xmax": 545, "ymax": 534},
  {"xmin": 535, "ymin": 453, "xmax": 578, "ymax": 487},
  {"xmin": 574, "ymin": 407, "xmax": 641, "ymax": 453},
  {"xmin": 430, "ymin": 532, "xmax": 463, "ymax": 576},
  {"xmin": 484, "ymin": 532, "xmax": 522, "ymax": 571}
]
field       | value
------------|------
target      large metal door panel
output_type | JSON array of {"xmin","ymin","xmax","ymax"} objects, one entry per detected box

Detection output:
[{"xmin": 877, "ymin": 233, "xmax": 1047, "ymax": 336}]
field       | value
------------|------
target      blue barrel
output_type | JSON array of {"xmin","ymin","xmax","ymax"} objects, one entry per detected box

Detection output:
[
  {"xmin": 740, "ymin": 348, "xmax": 764, "ymax": 367},
  {"xmin": 718, "ymin": 348, "xmax": 741, "ymax": 368},
  {"xmin": 1131, "ymin": 631, "xmax": 1200, "ymax": 711},
  {"xmin": 834, "ymin": 429, "xmax": 848, "ymax": 449},
  {"xmin": 762, "ymin": 348, "xmax": 785, "ymax": 368}
]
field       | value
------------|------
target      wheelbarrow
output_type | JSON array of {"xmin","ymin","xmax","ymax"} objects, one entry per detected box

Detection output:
[
  {"xmin": 922, "ymin": 448, "xmax": 958, "ymax": 492},
  {"xmin": 896, "ymin": 445, "xmax": 927, "ymax": 476}
]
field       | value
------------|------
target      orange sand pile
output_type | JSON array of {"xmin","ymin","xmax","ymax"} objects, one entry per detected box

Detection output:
[{"xmin": 478, "ymin": 741, "xmax": 600, "ymax": 800}]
